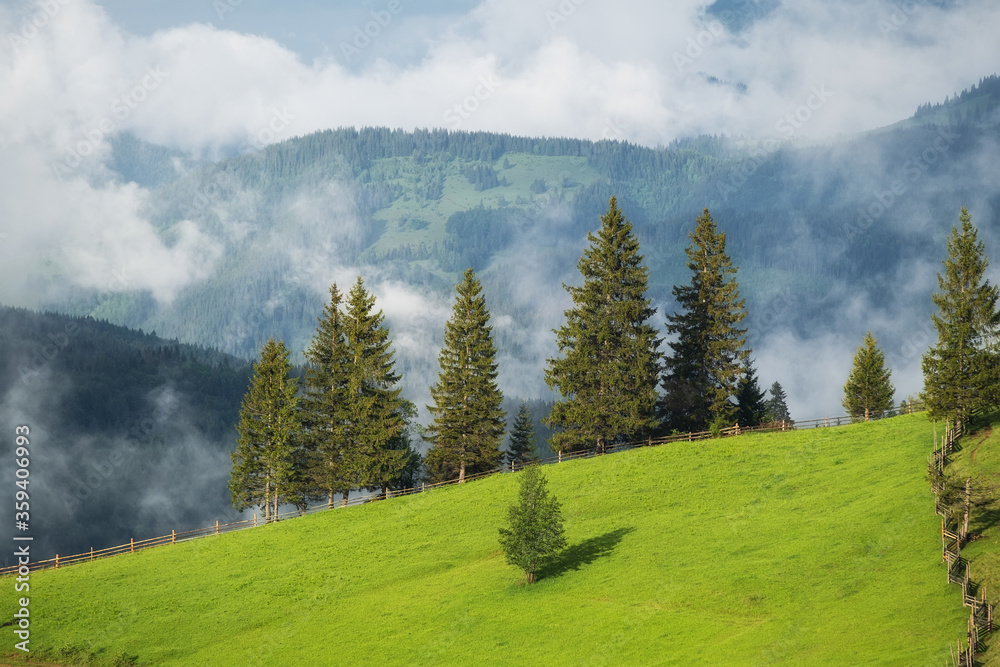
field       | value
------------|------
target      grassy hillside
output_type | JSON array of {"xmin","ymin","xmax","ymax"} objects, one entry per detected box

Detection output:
[
  {"xmin": 934, "ymin": 411, "xmax": 1000, "ymax": 664},
  {"xmin": 2, "ymin": 414, "xmax": 965, "ymax": 665}
]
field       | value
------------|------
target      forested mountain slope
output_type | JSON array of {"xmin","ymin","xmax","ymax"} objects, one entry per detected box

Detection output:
[
  {"xmin": 0, "ymin": 307, "xmax": 251, "ymax": 565},
  {"xmin": 30, "ymin": 77, "xmax": 999, "ymax": 416}
]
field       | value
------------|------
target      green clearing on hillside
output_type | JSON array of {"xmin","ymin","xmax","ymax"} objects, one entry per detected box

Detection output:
[
  {"xmin": 366, "ymin": 153, "xmax": 600, "ymax": 259},
  {"xmin": 3, "ymin": 414, "xmax": 965, "ymax": 665}
]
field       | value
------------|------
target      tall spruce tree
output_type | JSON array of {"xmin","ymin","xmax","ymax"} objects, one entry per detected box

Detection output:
[
  {"xmin": 843, "ymin": 331, "xmax": 895, "ymax": 421},
  {"xmin": 341, "ymin": 277, "xmax": 408, "ymax": 498},
  {"xmin": 735, "ymin": 358, "xmax": 768, "ymax": 427},
  {"xmin": 545, "ymin": 197, "xmax": 662, "ymax": 453},
  {"xmin": 507, "ymin": 400, "xmax": 538, "ymax": 467},
  {"xmin": 765, "ymin": 381, "xmax": 791, "ymax": 423},
  {"xmin": 229, "ymin": 338, "xmax": 301, "ymax": 522},
  {"xmin": 425, "ymin": 268, "xmax": 506, "ymax": 483},
  {"xmin": 300, "ymin": 284, "xmax": 351, "ymax": 508},
  {"xmin": 660, "ymin": 208, "xmax": 749, "ymax": 433},
  {"xmin": 922, "ymin": 208, "xmax": 1000, "ymax": 423}
]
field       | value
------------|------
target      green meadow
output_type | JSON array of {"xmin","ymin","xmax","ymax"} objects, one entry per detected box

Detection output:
[
  {"xmin": 2, "ymin": 414, "xmax": 966, "ymax": 665},
  {"xmin": 935, "ymin": 412, "xmax": 1000, "ymax": 664}
]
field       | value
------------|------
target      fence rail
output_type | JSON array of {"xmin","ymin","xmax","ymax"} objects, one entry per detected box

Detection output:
[
  {"xmin": 936, "ymin": 417, "xmax": 995, "ymax": 667},
  {"xmin": 0, "ymin": 401, "xmax": 925, "ymax": 577}
]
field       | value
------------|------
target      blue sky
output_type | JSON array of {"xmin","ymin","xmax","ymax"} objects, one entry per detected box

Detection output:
[{"xmin": 94, "ymin": 0, "xmax": 482, "ymax": 67}]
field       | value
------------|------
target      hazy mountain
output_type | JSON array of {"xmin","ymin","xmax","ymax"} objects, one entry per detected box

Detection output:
[
  {"xmin": 16, "ymin": 76, "xmax": 1000, "ymax": 423},
  {"xmin": 0, "ymin": 307, "xmax": 251, "ymax": 565}
]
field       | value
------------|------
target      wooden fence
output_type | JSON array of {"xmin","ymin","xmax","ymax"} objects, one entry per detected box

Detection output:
[
  {"xmin": 934, "ymin": 418, "xmax": 995, "ymax": 667},
  {"xmin": 0, "ymin": 401, "xmax": 924, "ymax": 577}
]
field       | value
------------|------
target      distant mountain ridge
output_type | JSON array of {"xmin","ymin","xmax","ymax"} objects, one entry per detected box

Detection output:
[
  {"xmin": 25, "ymin": 74, "xmax": 1000, "ymax": 409},
  {"xmin": 0, "ymin": 306, "xmax": 252, "ymax": 565}
]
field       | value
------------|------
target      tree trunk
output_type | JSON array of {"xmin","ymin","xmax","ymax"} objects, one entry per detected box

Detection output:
[
  {"xmin": 341, "ymin": 489, "xmax": 349, "ymax": 508},
  {"xmin": 265, "ymin": 476, "xmax": 271, "ymax": 523},
  {"xmin": 328, "ymin": 491, "xmax": 334, "ymax": 510},
  {"xmin": 459, "ymin": 460, "xmax": 466, "ymax": 483},
  {"xmin": 526, "ymin": 571, "xmax": 535, "ymax": 584}
]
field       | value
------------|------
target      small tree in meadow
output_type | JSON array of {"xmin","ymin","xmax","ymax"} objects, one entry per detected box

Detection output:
[
  {"xmin": 843, "ymin": 331, "xmax": 895, "ymax": 421},
  {"xmin": 498, "ymin": 465, "xmax": 566, "ymax": 584}
]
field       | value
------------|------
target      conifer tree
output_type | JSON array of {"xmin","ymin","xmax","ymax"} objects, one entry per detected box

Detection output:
[
  {"xmin": 229, "ymin": 338, "xmax": 301, "ymax": 522},
  {"xmin": 545, "ymin": 197, "xmax": 662, "ymax": 453},
  {"xmin": 425, "ymin": 268, "xmax": 506, "ymax": 483},
  {"xmin": 922, "ymin": 208, "xmax": 1000, "ymax": 423},
  {"xmin": 507, "ymin": 401, "xmax": 538, "ymax": 467},
  {"xmin": 341, "ymin": 277, "xmax": 408, "ymax": 497},
  {"xmin": 385, "ymin": 399, "xmax": 422, "ymax": 493},
  {"xmin": 300, "ymin": 284, "xmax": 351, "ymax": 508},
  {"xmin": 843, "ymin": 331, "xmax": 895, "ymax": 421},
  {"xmin": 735, "ymin": 358, "xmax": 768, "ymax": 427},
  {"xmin": 660, "ymin": 208, "xmax": 749, "ymax": 433},
  {"xmin": 765, "ymin": 381, "xmax": 791, "ymax": 423},
  {"xmin": 498, "ymin": 465, "xmax": 566, "ymax": 584}
]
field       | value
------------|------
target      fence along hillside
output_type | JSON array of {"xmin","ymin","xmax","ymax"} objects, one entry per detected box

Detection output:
[
  {"xmin": 0, "ymin": 402, "xmax": 924, "ymax": 576},
  {"xmin": 931, "ymin": 417, "xmax": 996, "ymax": 667}
]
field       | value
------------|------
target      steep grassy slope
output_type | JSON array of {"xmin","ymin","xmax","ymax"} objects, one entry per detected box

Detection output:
[
  {"xmin": 933, "ymin": 411, "xmax": 1000, "ymax": 663},
  {"xmin": 2, "ymin": 414, "xmax": 963, "ymax": 665}
]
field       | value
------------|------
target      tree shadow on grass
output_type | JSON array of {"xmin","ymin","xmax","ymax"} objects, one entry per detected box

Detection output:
[{"xmin": 538, "ymin": 527, "xmax": 635, "ymax": 581}]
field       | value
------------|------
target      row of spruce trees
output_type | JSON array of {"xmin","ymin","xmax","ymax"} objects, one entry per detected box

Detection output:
[
  {"xmin": 229, "ymin": 197, "xmax": 796, "ymax": 519},
  {"xmin": 838, "ymin": 206, "xmax": 1000, "ymax": 425}
]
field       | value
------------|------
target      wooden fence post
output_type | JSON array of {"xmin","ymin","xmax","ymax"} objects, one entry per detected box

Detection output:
[
  {"xmin": 253, "ymin": 513, "xmax": 257, "ymax": 528},
  {"xmin": 216, "ymin": 520, "xmax": 219, "ymax": 535},
  {"xmin": 558, "ymin": 451, "xmax": 562, "ymax": 463},
  {"xmin": 130, "ymin": 538, "xmax": 134, "ymax": 553},
  {"xmin": 172, "ymin": 529, "xmax": 176, "ymax": 545},
  {"xmin": 55, "ymin": 554, "xmax": 59, "ymax": 569},
  {"xmin": 90, "ymin": 547, "xmax": 93, "ymax": 562},
  {"xmin": 963, "ymin": 478, "xmax": 971, "ymax": 543}
]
